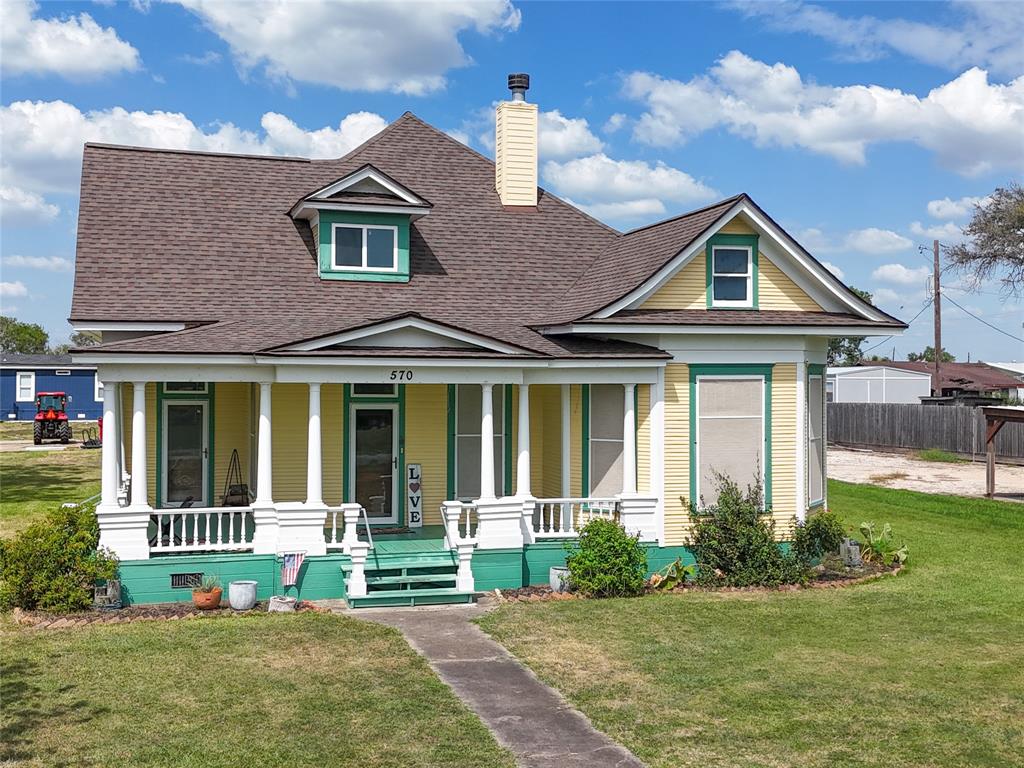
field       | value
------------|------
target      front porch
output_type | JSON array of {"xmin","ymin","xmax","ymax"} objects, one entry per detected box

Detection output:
[{"xmin": 93, "ymin": 368, "xmax": 663, "ymax": 606}]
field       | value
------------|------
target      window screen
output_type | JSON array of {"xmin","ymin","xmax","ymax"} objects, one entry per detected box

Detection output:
[
  {"xmin": 589, "ymin": 384, "xmax": 624, "ymax": 496},
  {"xmin": 454, "ymin": 385, "xmax": 504, "ymax": 499},
  {"xmin": 808, "ymin": 375, "xmax": 825, "ymax": 503},
  {"xmin": 697, "ymin": 377, "xmax": 763, "ymax": 506}
]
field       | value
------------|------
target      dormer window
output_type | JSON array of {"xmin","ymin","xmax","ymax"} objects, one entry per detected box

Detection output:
[
  {"xmin": 705, "ymin": 232, "xmax": 760, "ymax": 309},
  {"xmin": 333, "ymin": 223, "xmax": 398, "ymax": 272},
  {"xmin": 711, "ymin": 245, "xmax": 753, "ymax": 307}
]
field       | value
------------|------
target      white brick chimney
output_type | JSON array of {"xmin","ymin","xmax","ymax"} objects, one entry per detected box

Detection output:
[{"xmin": 495, "ymin": 73, "xmax": 538, "ymax": 207}]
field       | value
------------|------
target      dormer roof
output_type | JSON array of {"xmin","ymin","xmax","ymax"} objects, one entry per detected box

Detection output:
[{"xmin": 290, "ymin": 162, "xmax": 432, "ymax": 220}]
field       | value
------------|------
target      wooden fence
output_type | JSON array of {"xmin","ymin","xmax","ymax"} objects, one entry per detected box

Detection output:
[{"xmin": 827, "ymin": 403, "xmax": 1024, "ymax": 461}]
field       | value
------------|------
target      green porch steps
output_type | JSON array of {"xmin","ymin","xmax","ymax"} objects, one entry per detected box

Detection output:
[{"xmin": 341, "ymin": 550, "xmax": 477, "ymax": 608}]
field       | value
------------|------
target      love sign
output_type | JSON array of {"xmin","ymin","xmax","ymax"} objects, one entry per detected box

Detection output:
[{"xmin": 407, "ymin": 463, "xmax": 423, "ymax": 528}]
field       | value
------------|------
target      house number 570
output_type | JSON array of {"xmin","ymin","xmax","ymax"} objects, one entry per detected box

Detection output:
[{"xmin": 390, "ymin": 370, "xmax": 413, "ymax": 381}]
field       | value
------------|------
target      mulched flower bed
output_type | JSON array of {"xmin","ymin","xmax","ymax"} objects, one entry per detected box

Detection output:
[
  {"xmin": 11, "ymin": 600, "xmax": 331, "ymax": 630},
  {"xmin": 495, "ymin": 562, "xmax": 902, "ymax": 603}
]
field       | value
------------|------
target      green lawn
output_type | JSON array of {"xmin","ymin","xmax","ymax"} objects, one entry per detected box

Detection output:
[
  {"xmin": 0, "ymin": 447, "xmax": 101, "ymax": 538},
  {"xmin": 479, "ymin": 480, "xmax": 1024, "ymax": 768},
  {"xmin": 0, "ymin": 420, "xmax": 98, "ymax": 442},
  {"xmin": 1, "ymin": 612, "xmax": 515, "ymax": 768}
]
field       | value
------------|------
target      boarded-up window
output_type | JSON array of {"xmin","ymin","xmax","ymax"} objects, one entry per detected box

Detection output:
[
  {"xmin": 589, "ymin": 384, "xmax": 624, "ymax": 496},
  {"xmin": 808, "ymin": 374, "xmax": 825, "ymax": 503},
  {"xmin": 696, "ymin": 377, "xmax": 764, "ymax": 506},
  {"xmin": 455, "ymin": 385, "xmax": 504, "ymax": 499}
]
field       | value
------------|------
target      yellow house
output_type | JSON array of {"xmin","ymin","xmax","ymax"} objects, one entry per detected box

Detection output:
[{"xmin": 71, "ymin": 74, "xmax": 905, "ymax": 606}]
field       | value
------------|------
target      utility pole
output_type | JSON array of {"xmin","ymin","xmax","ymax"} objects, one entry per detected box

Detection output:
[{"xmin": 932, "ymin": 239, "xmax": 942, "ymax": 396}]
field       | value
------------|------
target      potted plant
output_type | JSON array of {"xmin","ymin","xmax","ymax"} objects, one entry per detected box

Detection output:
[{"xmin": 192, "ymin": 575, "xmax": 222, "ymax": 610}]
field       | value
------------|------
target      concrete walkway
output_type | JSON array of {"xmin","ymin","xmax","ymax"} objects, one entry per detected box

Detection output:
[{"xmin": 355, "ymin": 604, "xmax": 645, "ymax": 768}]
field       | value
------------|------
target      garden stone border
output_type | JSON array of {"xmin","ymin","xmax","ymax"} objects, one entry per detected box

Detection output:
[{"xmin": 11, "ymin": 601, "xmax": 331, "ymax": 630}]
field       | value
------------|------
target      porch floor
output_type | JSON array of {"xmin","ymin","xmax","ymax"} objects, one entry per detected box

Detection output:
[{"xmin": 365, "ymin": 524, "xmax": 449, "ymax": 554}]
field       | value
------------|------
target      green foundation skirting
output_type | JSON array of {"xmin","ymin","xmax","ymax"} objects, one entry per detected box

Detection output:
[{"xmin": 118, "ymin": 543, "xmax": 704, "ymax": 605}]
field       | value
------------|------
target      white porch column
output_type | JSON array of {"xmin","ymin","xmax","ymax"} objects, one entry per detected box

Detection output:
[
  {"xmin": 479, "ymin": 383, "xmax": 496, "ymax": 501},
  {"xmin": 622, "ymin": 383, "xmax": 637, "ymax": 495},
  {"xmin": 250, "ymin": 382, "xmax": 278, "ymax": 555},
  {"xmin": 128, "ymin": 382, "xmax": 150, "ymax": 510},
  {"xmin": 255, "ymin": 382, "xmax": 273, "ymax": 504},
  {"xmin": 100, "ymin": 383, "xmax": 119, "ymax": 508},
  {"xmin": 515, "ymin": 383, "xmax": 531, "ymax": 498},
  {"xmin": 305, "ymin": 383, "xmax": 323, "ymax": 506},
  {"xmin": 96, "ymin": 381, "xmax": 150, "ymax": 560},
  {"xmin": 560, "ymin": 384, "xmax": 571, "ymax": 497}
]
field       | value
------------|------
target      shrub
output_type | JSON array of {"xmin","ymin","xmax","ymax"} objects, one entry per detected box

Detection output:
[
  {"xmin": 686, "ymin": 474, "xmax": 806, "ymax": 587},
  {"xmin": 565, "ymin": 518, "xmax": 647, "ymax": 597},
  {"xmin": 793, "ymin": 509, "xmax": 846, "ymax": 564},
  {"xmin": 858, "ymin": 522, "xmax": 909, "ymax": 566},
  {"xmin": 0, "ymin": 504, "xmax": 118, "ymax": 613}
]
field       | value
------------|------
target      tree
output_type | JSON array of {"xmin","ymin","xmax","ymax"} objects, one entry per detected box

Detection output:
[
  {"xmin": 827, "ymin": 286, "xmax": 873, "ymax": 365},
  {"xmin": 907, "ymin": 346, "xmax": 955, "ymax": 363},
  {"xmin": 70, "ymin": 331, "xmax": 100, "ymax": 348},
  {"xmin": 0, "ymin": 316, "xmax": 48, "ymax": 354},
  {"xmin": 944, "ymin": 182, "xmax": 1024, "ymax": 296}
]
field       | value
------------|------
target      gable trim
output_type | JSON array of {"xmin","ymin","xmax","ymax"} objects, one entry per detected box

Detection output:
[
  {"xmin": 278, "ymin": 315, "xmax": 531, "ymax": 355},
  {"xmin": 306, "ymin": 164, "xmax": 431, "ymax": 207},
  {"xmin": 593, "ymin": 199, "xmax": 891, "ymax": 323}
]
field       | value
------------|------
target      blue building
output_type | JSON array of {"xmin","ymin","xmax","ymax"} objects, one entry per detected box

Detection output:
[{"xmin": 1, "ymin": 353, "xmax": 103, "ymax": 421}]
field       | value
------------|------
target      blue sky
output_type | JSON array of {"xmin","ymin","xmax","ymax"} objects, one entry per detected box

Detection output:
[{"xmin": 1, "ymin": 0, "xmax": 1021, "ymax": 360}]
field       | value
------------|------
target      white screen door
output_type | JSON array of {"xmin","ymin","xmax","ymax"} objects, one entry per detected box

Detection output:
[
  {"xmin": 349, "ymin": 403, "xmax": 398, "ymax": 523},
  {"xmin": 162, "ymin": 401, "xmax": 209, "ymax": 507}
]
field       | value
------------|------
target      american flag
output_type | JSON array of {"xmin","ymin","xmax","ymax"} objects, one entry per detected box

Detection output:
[{"xmin": 281, "ymin": 552, "xmax": 305, "ymax": 588}]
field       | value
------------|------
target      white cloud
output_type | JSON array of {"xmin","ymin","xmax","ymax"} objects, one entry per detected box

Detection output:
[
  {"xmin": 0, "ymin": 186, "xmax": 59, "ymax": 226},
  {"xmin": 1, "ymin": 0, "xmax": 140, "ymax": 79},
  {"xmin": 820, "ymin": 261, "xmax": 845, "ymax": 280},
  {"xmin": 910, "ymin": 220, "xmax": 965, "ymax": 241},
  {"xmin": 603, "ymin": 113, "xmax": 628, "ymax": 134},
  {"xmin": 624, "ymin": 51, "xmax": 1024, "ymax": 176},
  {"xmin": 0, "ymin": 282, "xmax": 29, "ymax": 298},
  {"xmin": 445, "ymin": 129, "xmax": 471, "ymax": 146},
  {"xmin": 926, "ymin": 195, "xmax": 987, "ymax": 220},
  {"xmin": 0, "ymin": 100, "xmax": 388, "ymax": 196},
  {"xmin": 538, "ymin": 110, "xmax": 604, "ymax": 160},
  {"xmin": 542, "ymin": 153, "xmax": 719, "ymax": 225},
  {"xmin": 843, "ymin": 228, "xmax": 913, "ymax": 254},
  {"xmin": 172, "ymin": 0, "xmax": 520, "ymax": 94},
  {"xmin": 872, "ymin": 263, "xmax": 931, "ymax": 285},
  {"xmin": 1, "ymin": 255, "xmax": 73, "ymax": 272},
  {"xmin": 180, "ymin": 50, "xmax": 222, "ymax": 66},
  {"xmin": 726, "ymin": 0, "xmax": 1024, "ymax": 79},
  {"xmin": 873, "ymin": 287, "xmax": 902, "ymax": 305},
  {"xmin": 796, "ymin": 227, "xmax": 832, "ymax": 253}
]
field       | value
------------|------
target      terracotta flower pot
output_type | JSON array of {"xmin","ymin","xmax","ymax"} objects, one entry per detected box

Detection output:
[{"xmin": 192, "ymin": 587, "xmax": 222, "ymax": 610}]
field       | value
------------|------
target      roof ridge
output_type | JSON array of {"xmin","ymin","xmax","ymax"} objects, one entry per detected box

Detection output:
[
  {"xmin": 622, "ymin": 193, "xmax": 746, "ymax": 236},
  {"xmin": 82, "ymin": 142, "xmax": 311, "ymax": 163}
]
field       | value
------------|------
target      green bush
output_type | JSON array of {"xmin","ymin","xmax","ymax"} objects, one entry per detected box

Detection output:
[
  {"xmin": 565, "ymin": 518, "xmax": 647, "ymax": 597},
  {"xmin": 0, "ymin": 504, "xmax": 118, "ymax": 613},
  {"xmin": 686, "ymin": 474, "xmax": 806, "ymax": 587},
  {"xmin": 793, "ymin": 509, "xmax": 846, "ymax": 564},
  {"xmin": 859, "ymin": 521, "xmax": 909, "ymax": 566}
]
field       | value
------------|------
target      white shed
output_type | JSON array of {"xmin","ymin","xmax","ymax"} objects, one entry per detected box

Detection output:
[{"xmin": 827, "ymin": 366, "xmax": 933, "ymax": 404}]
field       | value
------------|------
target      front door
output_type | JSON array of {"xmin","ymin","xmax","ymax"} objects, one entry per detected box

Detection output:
[
  {"xmin": 349, "ymin": 403, "xmax": 398, "ymax": 524},
  {"xmin": 162, "ymin": 401, "xmax": 209, "ymax": 507}
]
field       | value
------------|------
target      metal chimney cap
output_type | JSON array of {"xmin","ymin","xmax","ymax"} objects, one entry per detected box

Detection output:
[{"xmin": 507, "ymin": 73, "xmax": 530, "ymax": 100}]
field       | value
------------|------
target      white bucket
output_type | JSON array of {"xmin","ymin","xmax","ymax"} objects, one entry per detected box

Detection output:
[
  {"xmin": 228, "ymin": 580, "xmax": 258, "ymax": 610},
  {"xmin": 550, "ymin": 566, "xmax": 571, "ymax": 593}
]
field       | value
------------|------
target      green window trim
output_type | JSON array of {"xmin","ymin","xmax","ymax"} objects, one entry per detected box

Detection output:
[
  {"xmin": 155, "ymin": 382, "xmax": 216, "ymax": 510},
  {"xmin": 688, "ymin": 364, "xmax": 773, "ymax": 509},
  {"xmin": 317, "ymin": 210, "xmax": 411, "ymax": 283},
  {"xmin": 806, "ymin": 363, "xmax": 826, "ymax": 508},
  {"xmin": 705, "ymin": 233, "xmax": 759, "ymax": 310}
]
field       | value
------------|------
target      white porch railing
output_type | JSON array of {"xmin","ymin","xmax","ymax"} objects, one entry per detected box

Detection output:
[
  {"xmin": 531, "ymin": 497, "xmax": 619, "ymax": 539},
  {"xmin": 442, "ymin": 501, "xmax": 479, "ymax": 547},
  {"xmin": 324, "ymin": 504, "xmax": 374, "ymax": 551},
  {"xmin": 148, "ymin": 507, "xmax": 254, "ymax": 553}
]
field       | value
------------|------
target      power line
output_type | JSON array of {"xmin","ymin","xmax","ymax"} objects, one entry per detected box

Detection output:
[
  {"xmin": 944, "ymin": 294, "xmax": 1024, "ymax": 343},
  {"xmin": 861, "ymin": 297, "xmax": 934, "ymax": 354}
]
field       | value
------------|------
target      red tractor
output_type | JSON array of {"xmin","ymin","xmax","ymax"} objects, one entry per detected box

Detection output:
[{"xmin": 34, "ymin": 392, "xmax": 72, "ymax": 445}]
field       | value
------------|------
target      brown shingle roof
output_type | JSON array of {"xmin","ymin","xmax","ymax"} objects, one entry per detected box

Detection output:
[
  {"xmin": 579, "ymin": 309, "xmax": 906, "ymax": 328},
  {"xmin": 72, "ymin": 112, "xmax": 902, "ymax": 357},
  {"xmin": 875, "ymin": 361, "xmax": 1024, "ymax": 392}
]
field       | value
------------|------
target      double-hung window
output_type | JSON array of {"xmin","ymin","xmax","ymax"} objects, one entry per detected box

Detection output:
[
  {"xmin": 711, "ymin": 245, "xmax": 753, "ymax": 307},
  {"xmin": 332, "ymin": 223, "xmax": 398, "ymax": 272},
  {"xmin": 16, "ymin": 372, "xmax": 35, "ymax": 402},
  {"xmin": 808, "ymin": 372, "xmax": 825, "ymax": 505},
  {"xmin": 588, "ymin": 384, "xmax": 625, "ymax": 497}
]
